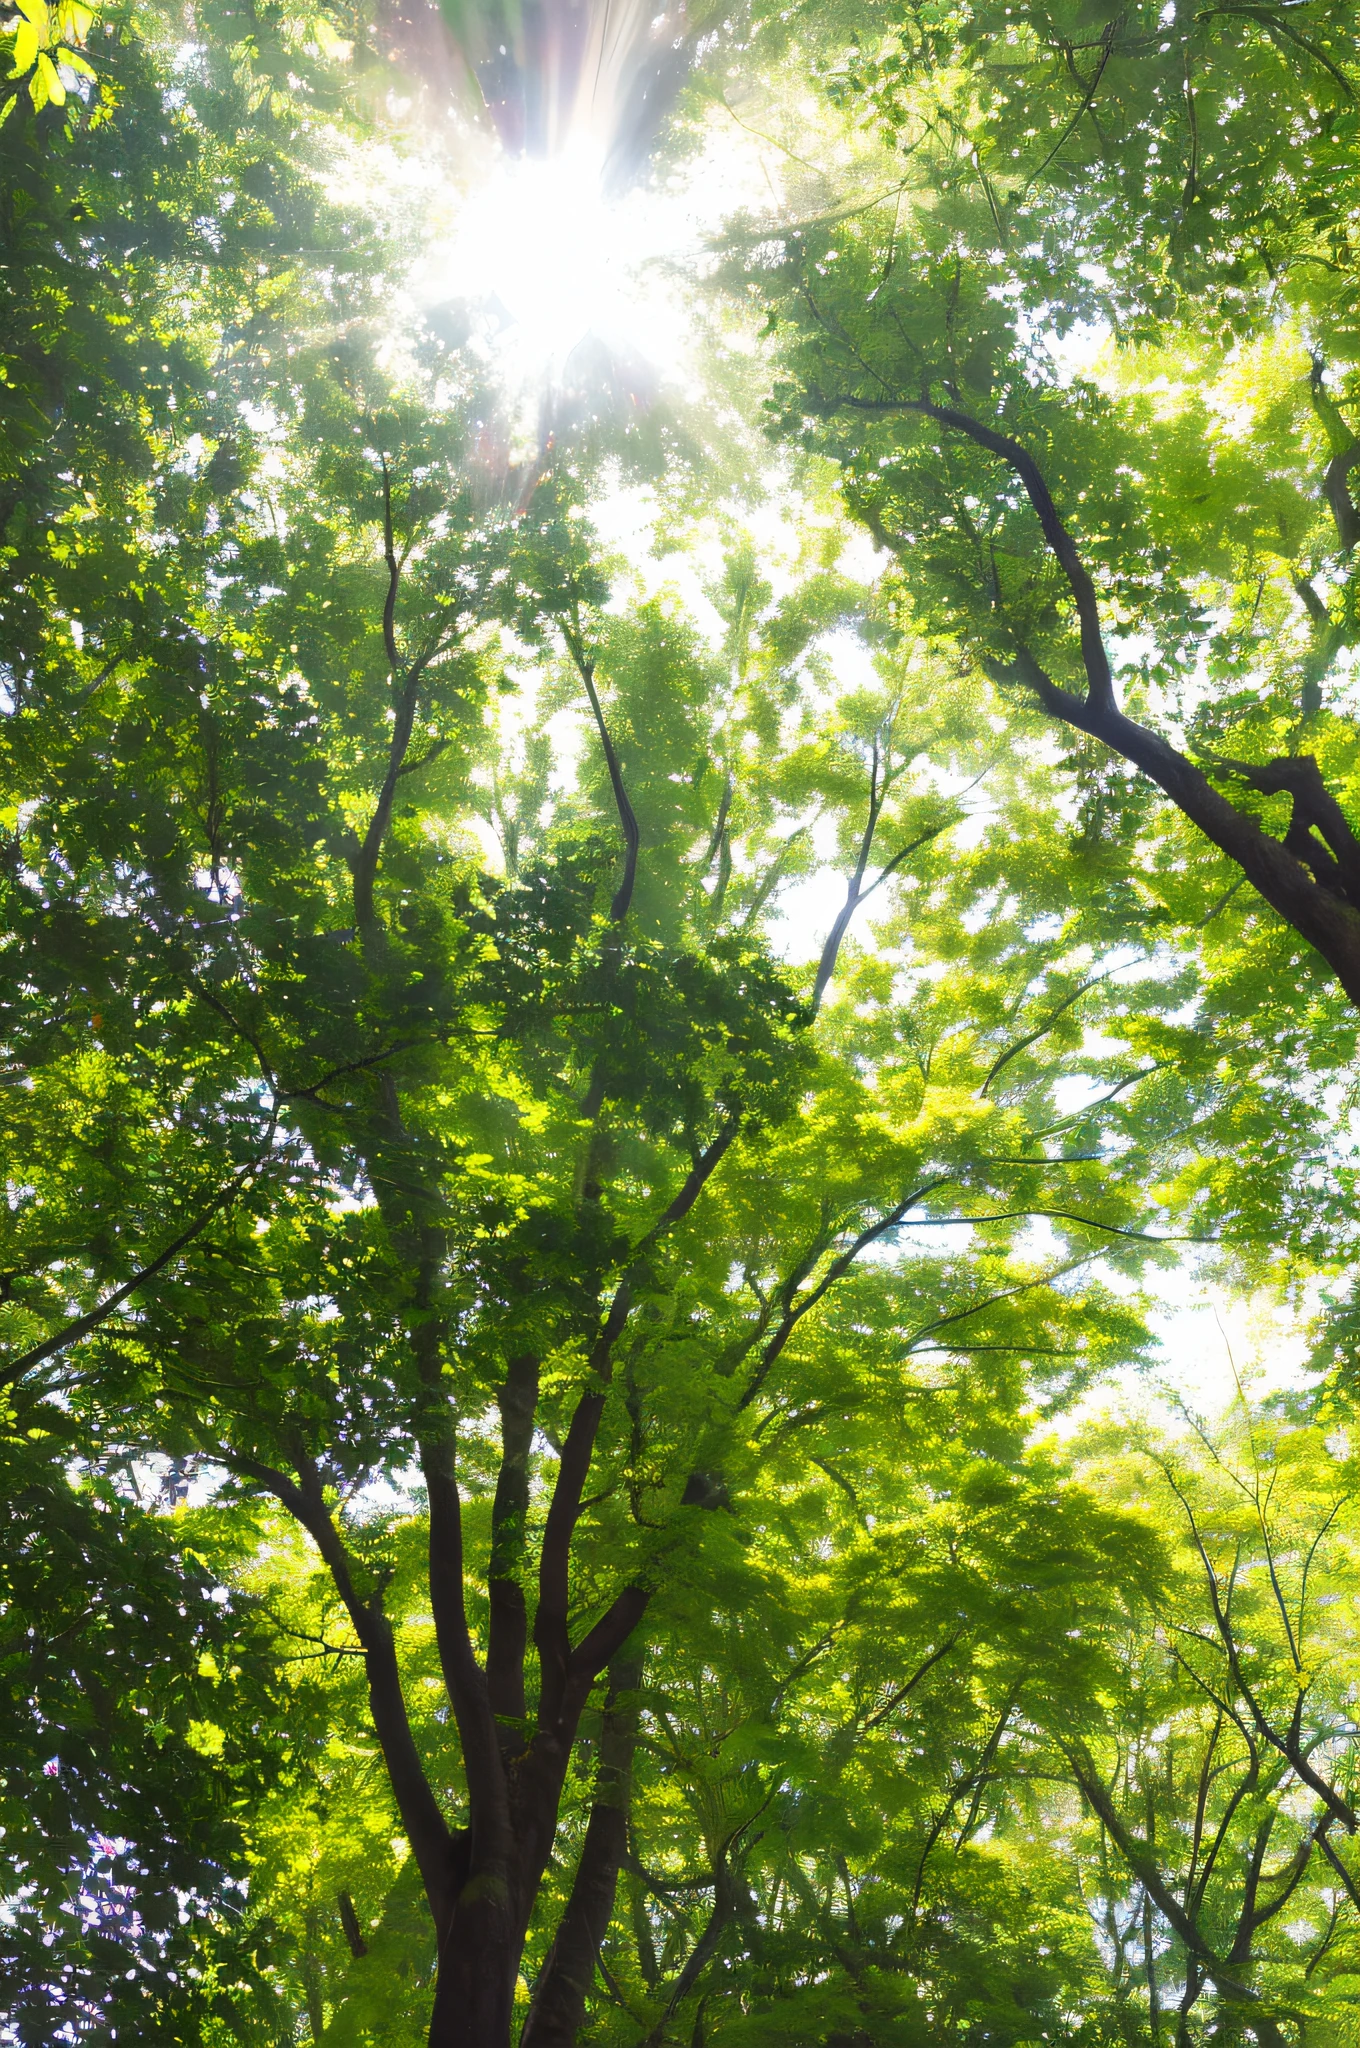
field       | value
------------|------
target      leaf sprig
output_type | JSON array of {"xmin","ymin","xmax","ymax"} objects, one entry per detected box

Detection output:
[{"xmin": 1, "ymin": 0, "xmax": 96, "ymax": 123}]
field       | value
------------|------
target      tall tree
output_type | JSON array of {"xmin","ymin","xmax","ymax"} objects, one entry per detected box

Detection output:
[
  {"xmin": 1, "ymin": 259, "xmax": 1238, "ymax": 2030},
  {"xmin": 10, "ymin": 0, "xmax": 1360, "ymax": 2041}
]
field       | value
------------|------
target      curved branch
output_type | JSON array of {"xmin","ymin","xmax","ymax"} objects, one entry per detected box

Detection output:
[
  {"xmin": 1325, "ymin": 441, "xmax": 1360, "ymax": 553},
  {"xmin": 833, "ymin": 393, "xmax": 1115, "ymax": 713},
  {"xmin": 0, "ymin": 1107, "xmax": 278, "ymax": 1388},
  {"xmin": 536, "ymin": 1114, "xmax": 741, "ymax": 1721},
  {"xmin": 563, "ymin": 625, "xmax": 640, "ymax": 923},
  {"xmin": 817, "ymin": 391, "xmax": 1360, "ymax": 1007},
  {"xmin": 812, "ymin": 792, "xmax": 952, "ymax": 1014},
  {"xmin": 232, "ymin": 1450, "xmax": 455, "ymax": 1928},
  {"xmin": 980, "ymin": 957, "xmax": 1145, "ymax": 1096}
]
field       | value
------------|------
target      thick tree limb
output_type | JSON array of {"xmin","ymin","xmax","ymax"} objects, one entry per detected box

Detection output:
[
  {"xmin": 337, "ymin": 1890, "xmax": 369, "ymax": 1959},
  {"xmin": 536, "ymin": 1282, "xmax": 635, "ymax": 1726},
  {"xmin": 421, "ymin": 1431, "xmax": 512, "ymax": 1868},
  {"xmin": 1207, "ymin": 752, "xmax": 1360, "ymax": 908},
  {"xmin": 487, "ymin": 1351, "xmax": 540, "ymax": 1748},
  {"xmin": 538, "ymin": 1114, "xmax": 743, "ymax": 1721},
  {"xmin": 568, "ymin": 1586, "xmax": 649, "ymax": 1684},
  {"xmin": 629, "ymin": 1112, "xmax": 743, "ymax": 1258},
  {"xmin": 820, "ymin": 391, "xmax": 1360, "ymax": 1008},
  {"xmin": 1310, "ymin": 359, "xmax": 1360, "ymax": 552},
  {"xmin": 898, "ymin": 396, "xmax": 1114, "ymax": 714},
  {"xmin": 1325, "ymin": 440, "xmax": 1360, "ymax": 553}
]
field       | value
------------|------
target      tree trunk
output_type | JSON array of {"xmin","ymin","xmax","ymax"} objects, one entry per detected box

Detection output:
[
  {"xmin": 427, "ymin": 1892, "xmax": 520, "ymax": 2048},
  {"xmin": 422, "ymin": 1729, "xmax": 583, "ymax": 2046},
  {"xmin": 520, "ymin": 1659, "xmax": 642, "ymax": 2048}
]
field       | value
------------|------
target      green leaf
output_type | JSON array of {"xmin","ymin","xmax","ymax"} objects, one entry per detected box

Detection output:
[{"xmin": 9, "ymin": 19, "xmax": 39, "ymax": 75}]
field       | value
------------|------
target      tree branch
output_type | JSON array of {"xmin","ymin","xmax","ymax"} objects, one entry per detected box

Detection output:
[
  {"xmin": 232, "ymin": 1450, "xmax": 455, "ymax": 1928},
  {"xmin": 1169, "ymin": 1475, "xmax": 1359, "ymax": 1834},
  {"xmin": 0, "ymin": 1106, "xmax": 278, "ymax": 1389},
  {"xmin": 817, "ymin": 390, "xmax": 1360, "ymax": 1009},
  {"xmin": 420, "ymin": 1429, "xmax": 510, "ymax": 1865},
  {"xmin": 536, "ymin": 1281, "xmax": 635, "ymax": 1727},
  {"xmin": 629, "ymin": 1112, "xmax": 743, "ymax": 1258},
  {"xmin": 536, "ymin": 1113, "xmax": 743, "ymax": 1720},
  {"xmin": 1064, "ymin": 1737, "xmax": 1263, "ymax": 2007},
  {"xmin": 487, "ymin": 1351, "xmax": 540, "ymax": 1751},
  {"xmin": 811, "ymin": 745, "xmax": 951, "ymax": 1015},
  {"xmin": 738, "ymin": 1176, "xmax": 956, "ymax": 1410},
  {"xmin": 563, "ymin": 623, "xmax": 640, "ymax": 923},
  {"xmin": 520, "ymin": 1658, "xmax": 643, "ymax": 2048},
  {"xmin": 830, "ymin": 393, "xmax": 1115, "ymax": 714}
]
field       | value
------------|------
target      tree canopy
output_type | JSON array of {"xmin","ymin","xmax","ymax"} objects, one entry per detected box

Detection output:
[{"xmin": 4, "ymin": 2, "xmax": 1360, "ymax": 2046}]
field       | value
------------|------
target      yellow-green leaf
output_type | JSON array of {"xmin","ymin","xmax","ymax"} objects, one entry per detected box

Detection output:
[
  {"xmin": 9, "ymin": 20, "xmax": 40, "ymax": 76},
  {"xmin": 54, "ymin": 0, "xmax": 92, "ymax": 42}
]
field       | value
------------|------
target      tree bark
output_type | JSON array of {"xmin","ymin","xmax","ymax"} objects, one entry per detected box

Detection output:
[
  {"xmin": 520, "ymin": 1658, "xmax": 643, "ymax": 2048},
  {"xmin": 426, "ymin": 1913, "xmax": 519, "ymax": 2048}
]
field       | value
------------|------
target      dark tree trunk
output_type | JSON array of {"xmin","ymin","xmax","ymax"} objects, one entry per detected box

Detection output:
[
  {"xmin": 520, "ymin": 1658, "xmax": 643, "ymax": 2048},
  {"xmin": 427, "ymin": 1897, "xmax": 519, "ymax": 2048},
  {"xmin": 422, "ymin": 1716, "xmax": 596, "ymax": 2044}
]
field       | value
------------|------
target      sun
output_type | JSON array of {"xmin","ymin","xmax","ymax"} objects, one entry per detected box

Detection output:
[
  {"xmin": 420, "ymin": 98, "xmax": 782, "ymax": 409},
  {"xmin": 442, "ymin": 144, "xmax": 654, "ymax": 384}
]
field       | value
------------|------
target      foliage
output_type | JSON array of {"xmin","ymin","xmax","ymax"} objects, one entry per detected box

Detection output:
[
  {"xmin": 0, "ymin": 1432, "xmax": 309, "ymax": 2043},
  {"xmin": 5, "ymin": 0, "xmax": 1360, "ymax": 2044},
  {"xmin": 721, "ymin": 0, "xmax": 1360, "ymax": 1088}
]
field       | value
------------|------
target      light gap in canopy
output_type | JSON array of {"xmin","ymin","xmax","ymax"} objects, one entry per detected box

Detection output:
[{"xmin": 394, "ymin": 0, "xmax": 779, "ymax": 420}]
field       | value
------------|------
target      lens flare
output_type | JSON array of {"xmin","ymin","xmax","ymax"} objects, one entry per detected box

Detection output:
[{"xmin": 444, "ymin": 144, "xmax": 634, "ymax": 377}]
